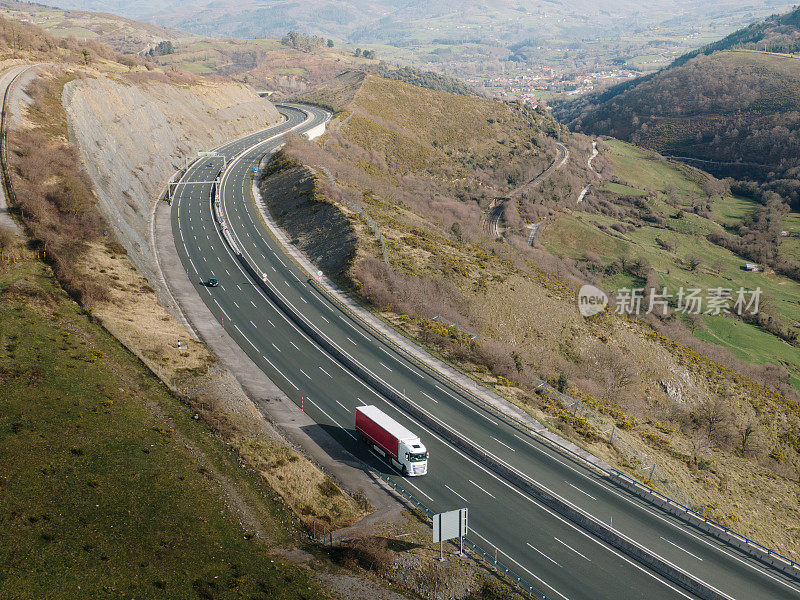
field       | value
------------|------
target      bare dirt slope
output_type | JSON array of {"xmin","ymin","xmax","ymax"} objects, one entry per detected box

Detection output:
[{"xmin": 63, "ymin": 74, "xmax": 280, "ymax": 295}]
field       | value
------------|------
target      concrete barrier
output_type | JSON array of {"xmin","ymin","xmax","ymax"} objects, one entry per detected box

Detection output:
[{"xmin": 225, "ymin": 242, "xmax": 728, "ymax": 600}]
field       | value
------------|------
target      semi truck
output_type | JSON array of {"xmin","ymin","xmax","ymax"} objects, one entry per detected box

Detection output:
[{"xmin": 355, "ymin": 405, "xmax": 428, "ymax": 476}]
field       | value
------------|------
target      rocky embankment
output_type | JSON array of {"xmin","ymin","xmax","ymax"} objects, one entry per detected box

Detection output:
[
  {"xmin": 259, "ymin": 164, "xmax": 356, "ymax": 281},
  {"xmin": 63, "ymin": 75, "xmax": 280, "ymax": 295}
]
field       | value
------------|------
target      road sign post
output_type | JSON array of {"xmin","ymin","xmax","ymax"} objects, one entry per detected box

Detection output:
[{"xmin": 432, "ymin": 508, "xmax": 468, "ymax": 561}]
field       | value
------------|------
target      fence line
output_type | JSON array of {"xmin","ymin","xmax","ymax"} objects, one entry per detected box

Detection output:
[{"xmin": 371, "ymin": 470, "xmax": 552, "ymax": 599}]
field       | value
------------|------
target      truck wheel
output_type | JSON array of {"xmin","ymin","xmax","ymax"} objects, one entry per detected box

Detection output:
[{"xmin": 401, "ymin": 465, "xmax": 408, "ymax": 476}]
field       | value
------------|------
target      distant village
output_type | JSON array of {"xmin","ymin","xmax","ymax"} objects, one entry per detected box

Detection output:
[{"xmin": 469, "ymin": 66, "xmax": 639, "ymax": 106}]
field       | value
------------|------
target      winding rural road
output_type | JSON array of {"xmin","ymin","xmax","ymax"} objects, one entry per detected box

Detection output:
[
  {"xmin": 168, "ymin": 104, "xmax": 800, "ymax": 600},
  {"xmin": 486, "ymin": 141, "xmax": 570, "ymax": 238}
]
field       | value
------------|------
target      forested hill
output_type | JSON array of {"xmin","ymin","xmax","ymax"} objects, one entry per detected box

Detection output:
[{"xmin": 554, "ymin": 6, "xmax": 800, "ymax": 213}]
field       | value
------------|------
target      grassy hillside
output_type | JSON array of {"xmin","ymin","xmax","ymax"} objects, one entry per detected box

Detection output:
[
  {"xmin": 0, "ymin": 247, "xmax": 331, "ymax": 599},
  {"xmin": 277, "ymin": 74, "xmax": 800, "ymax": 558},
  {"xmin": 0, "ymin": 0, "xmax": 188, "ymax": 53},
  {"xmin": 541, "ymin": 139, "xmax": 800, "ymax": 390},
  {"xmin": 555, "ymin": 6, "xmax": 800, "ymax": 291}
]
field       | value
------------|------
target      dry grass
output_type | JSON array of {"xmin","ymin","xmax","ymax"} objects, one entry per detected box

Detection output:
[{"xmin": 279, "ymin": 74, "xmax": 800, "ymax": 558}]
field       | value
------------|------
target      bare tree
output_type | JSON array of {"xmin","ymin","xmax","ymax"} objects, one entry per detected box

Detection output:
[{"xmin": 738, "ymin": 423, "xmax": 756, "ymax": 455}]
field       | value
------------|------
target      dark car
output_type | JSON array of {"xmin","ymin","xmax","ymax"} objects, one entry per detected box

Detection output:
[{"xmin": 207, "ymin": 278, "xmax": 219, "ymax": 287}]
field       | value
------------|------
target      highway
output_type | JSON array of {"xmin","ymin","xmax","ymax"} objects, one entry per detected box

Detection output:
[{"xmin": 169, "ymin": 104, "xmax": 800, "ymax": 600}]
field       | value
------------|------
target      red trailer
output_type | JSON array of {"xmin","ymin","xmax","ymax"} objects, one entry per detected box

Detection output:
[{"xmin": 356, "ymin": 405, "xmax": 428, "ymax": 476}]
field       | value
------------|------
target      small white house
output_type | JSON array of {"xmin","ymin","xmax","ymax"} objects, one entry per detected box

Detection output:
[{"xmin": 745, "ymin": 263, "xmax": 760, "ymax": 272}]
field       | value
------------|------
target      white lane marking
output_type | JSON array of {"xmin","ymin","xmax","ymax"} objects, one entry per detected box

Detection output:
[
  {"xmin": 356, "ymin": 397, "xmax": 367, "ymax": 406},
  {"xmin": 527, "ymin": 542, "xmax": 560, "ymax": 566},
  {"xmin": 347, "ymin": 337, "xmax": 357, "ymax": 346},
  {"xmin": 186, "ymin": 122, "xmax": 710, "ymax": 600},
  {"xmin": 379, "ymin": 362, "xmax": 392, "ymax": 372},
  {"xmin": 262, "ymin": 354, "xmax": 297, "ymax": 389},
  {"xmin": 304, "ymin": 396, "xmax": 355, "ymax": 439},
  {"xmin": 420, "ymin": 391, "xmax": 439, "ymax": 404},
  {"xmin": 554, "ymin": 537, "xmax": 591, "ymax": 562},
  {"xmin": 471, "ymin": 531, "xmax": 570, "ymax": 600},
  {"xmin": 211, "ymin": 299, "xmax": 229, "ymax": 320},
  {"xmin": 444, "ymin": 484, "xmax": 469, "ymax": 504},
  {"xmin": 301, "ymin": 296, "xmax": 308, "ymax": 303},
  {"xmin": 319, "ymin": 366, "xmax": 332, "ymax": 378},
  {"xmin": 434, "ymin": 383, "xmax": 493, "ymax": 423},
  {"xmin": 510, "ymin": 430, "xmax": 793, "ymax": 595},
  {"xmin": 660, "ymin": 537, "xmax": 704, "ymax": 561},
  {"xmin": 271, "ymin": 343, "xmax": 281, "ymax": 352},
  {"xmin": 336, "ymin": 400, "xmax": 350, "ymax": 412},
  {"xmin": 267, "ymin": 319, "xmax": 275, "ymax": 327},
  {"xmin": 403, "ymin": 479, "xmax": 433, "ymax": 501},
  {"xmin": 290, "ymin": 341, "xmax": 300, "ymax": 350},
  {"xmin": 233, "ymin": 301, "xmax": 240, "ymax": 309},
  {"xmin": 299, "ymin": 369, "xmax": 311, "ymax": 380},
  {"xmin": 491, "ymin": 436, "xmax": 516, "ymax": 452},
  {"xmin": 468, "ymin": 479, "xmax": 495, "ymax": 499},
  {"xmin": 236, "ymin": 284, "xmax": 241, "ymax": 290},
  {"xmin": 567, "ymin": 482, "xmax": 596, "ymax": 501},
  {"xmin": 250, "ymin": 320, "xmax": 257, "ymax": 328},
  {"xmin": 225, "ymin": 268, "xmax": 230, "ymax": 275},
  {"xmin": 251, "ymin": 301, "xmax": 257, "ymax": 308}
]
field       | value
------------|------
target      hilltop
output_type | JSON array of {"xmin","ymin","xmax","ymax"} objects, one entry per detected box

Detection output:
[
  {"xmin": 268, "ymin": 71, "xmax": 800, "ymax": 558},
  {"xmin": 556, "ymin": 5, "xmax": 800, "ymax": 191},
  {"xmin": 555, "ymin": 5, "xmax": 800, "ymax": 295},
  {"xmin": 36, "ymin": 0, "xmax": 798, "ymax": 78}
]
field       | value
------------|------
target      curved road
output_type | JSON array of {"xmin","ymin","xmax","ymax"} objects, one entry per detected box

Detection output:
[{"xmin": 169, "ymin": 105, "xmax": 800, "ymax": 600}]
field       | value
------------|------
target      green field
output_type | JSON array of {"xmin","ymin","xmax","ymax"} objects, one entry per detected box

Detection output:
[
  {"xmin": 0, "ymin": 259, "xmax": 327, "ymax": 599},
  {"xmin": 604, "ymin": 139, "xmax": 705, "ymax": 196},
  {"xmin": 779, "ymin": 210, "xmax": 800, "ymax": 262},
  {"xmin": 711, "ymin": 194, "xmax": 757, "ymax": 229},
  {"xmin": 543, "ymin": 140, "xmax": 800, "ymax": 390}
]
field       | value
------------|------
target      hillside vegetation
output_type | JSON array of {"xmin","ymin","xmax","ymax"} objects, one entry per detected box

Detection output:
[
  {"xmin": 276, "ymin": 73, "xmax": 800, "ymax": 559},
  {"xmin": 556, "ymin": 5, "xmax": 800, "ymax": 290}
]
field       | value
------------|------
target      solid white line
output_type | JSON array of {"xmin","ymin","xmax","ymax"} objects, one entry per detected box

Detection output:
[
  {"xmin": 444, "ymin": 483, "xmax": 469, "ymax": 504},
  {"xmin": 567, "ymin": 482, "xmax": 596, "ymax": 501},
  {"xmin": 211, "ymin": 299, "xmax": 229, "ymax": 320},
  {"xmin": 468, "ymin": 479, "xmax": 495, "ymax": 498},
  {"xmin": 471, "ymin": 531, "xmax": 570, "ymax": 600},
  {"xmin": 491, "ymin": 436, "xmax": 516, "ymax": 452},
  {"xmin": 554, "ymin": 537, "xmax": 591, "ymax": 562},
  {"xmin": 304, "ymin": 396, "xmax": 354, "ymax": 439},
  {"xmin": 420, "ymin": 391, "xmax": 439, "ymax": 404},
  {"xmin": 527, "ymin": 542, "xmax": 560, "ymax": 566},
  {"xmin": 261, "ymin": 355, "xmax": 298, "ymax": 390},
  {"xmin": 661, "ymin": 537, "xmax": 704, "ymax": 561},
  {"xmin": 403, "ymin": 479, "xmax": 433, "ymax": 501}
]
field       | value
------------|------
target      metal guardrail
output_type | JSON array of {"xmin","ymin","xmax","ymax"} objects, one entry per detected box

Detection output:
[
  {"xmin": 371, "ymin": 470, "xmax": 551, "ymax": 600},
  {"xmin": 302, "ymin": 277, "xmax": 800, "ymax": 579},
  {"xmin": 240, "ymin": 105, "xmax": 800, "ymax": 584}
]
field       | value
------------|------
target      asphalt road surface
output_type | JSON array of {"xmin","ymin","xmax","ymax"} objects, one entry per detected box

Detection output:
[{"xmin": 170, "ymin": 104, "xmax": 800, "ymax": 600}]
